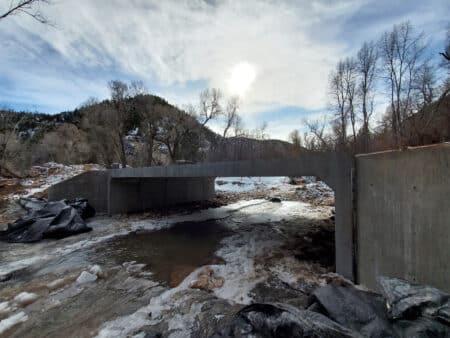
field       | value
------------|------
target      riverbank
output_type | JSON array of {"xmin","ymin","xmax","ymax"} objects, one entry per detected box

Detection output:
[{"xmin": 1, "ymin": 171, "xmax": 337, "ymax": 337}]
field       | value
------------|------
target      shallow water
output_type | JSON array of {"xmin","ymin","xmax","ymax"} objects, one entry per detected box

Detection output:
[{"xmin": 93, "ymin": 220, "xmax": 232, "ymax": 287}]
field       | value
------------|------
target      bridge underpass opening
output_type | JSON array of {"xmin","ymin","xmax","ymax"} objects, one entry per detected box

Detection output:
[{"xmin": 214, "ymin": 176, "xmax": 337, "ymax": 272}]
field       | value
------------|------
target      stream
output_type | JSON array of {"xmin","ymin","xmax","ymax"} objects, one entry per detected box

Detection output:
[{"xmin": 0, "ymin": 199, "xmax": 334, "ymax": 337}]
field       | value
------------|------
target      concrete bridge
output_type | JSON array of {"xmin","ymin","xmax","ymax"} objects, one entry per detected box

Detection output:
[
  {"xmin": 49, "ymin": 152, "xmax": 355, "ymax": 280},
  {"xmin": 48, "ymin": 144, "xmax": 450, "ymax": 291}
]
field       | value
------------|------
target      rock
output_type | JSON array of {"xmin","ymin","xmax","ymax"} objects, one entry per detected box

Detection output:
[
  {"xmin": 393, "ymin": 317, "xmax": 450, "ymax": 337},
  {"xmin": 89, "ymin": 265, "xmax": 107, "ymax": 279},
  {"xmin": 311, "ymin": 284, "xmax": 395, "ymax": 337},
  {"xmin": 269, "ymin": 197, "xmax": 282, "ymax": 203},
  {"xmin": 212, "ymin": 303, "xmax": 358, "ymax": 338},
  {"xmin": 189, "ymin": 267, "xmax": 224, "ymax": 291},
  {"xmin": 378, "ymin": 276, "xmax": 450, "ymax": 320},
  {"xmin": 436, "ymin": 304, "xmax": 450, "ymax": 325},
  {"xmin": 13, "ymin": 292, "xmax": 39, "ymax": 307},
  {"xmin": 0, "ymin": 200, "xmax": 93, "ymax": 243},
  {"xmin": 76, "ymin": 271, "xmax": 97, "ymax": 284}
]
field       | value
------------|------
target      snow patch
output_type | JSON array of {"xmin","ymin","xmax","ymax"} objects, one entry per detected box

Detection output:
[
  {"xmin": 0, "ymin": 302, "xmax": 13, "ymax": 317},
  {"xmin": 215, "ymin": 176, "xmax": 289, "ymax": 193},
  {"xmin": 89, "ymin": 265, "xmax": 107, "ymax": 279},
  {"xmin": 46, "ymin": 278, "xmax": 69, "ymax": 291},
  {"xmin": 0, "ymin": 312, "xmax": 28, "ymax": 334},
  {"xmin": 13, "ymin": 292, "xmax": 39, "ymax": 307}
]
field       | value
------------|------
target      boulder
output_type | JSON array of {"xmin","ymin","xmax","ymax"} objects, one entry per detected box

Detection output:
[
  {"xmin": 378, "ymin": 276, "xmax": 450, "ymax": 320},
  {"xmin": 311, "ymin": 284, "xmax": 395, "ymax": 337},
  {"xmin": 189, "ymin": 267, "xmax": 224, "ymax": 291},
  {"xmin": 212, "ymin": 303, "xmax": 358, "ymax": 337},
  {"xmin": 76, "ymin": 271, "xmax": 97, "ymax": 284}
]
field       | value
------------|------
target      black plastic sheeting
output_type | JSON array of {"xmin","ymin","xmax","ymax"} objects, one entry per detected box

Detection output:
[
  {"xmin": 212, "ymin": 303, "xmax": 359, "ymax": 338},
  {"xmin": 0, "ymin": 198, "xmax": 94, "ymax": 243},
  {"xmin": 214, "ymin": 277, "xmax": 449, "ymax": 337}
]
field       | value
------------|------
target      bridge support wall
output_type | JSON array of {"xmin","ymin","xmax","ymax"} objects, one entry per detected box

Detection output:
[
  {"xmin": 356, "ymin": 144, "xmax": 450, "ymax": 292},
  {"xmin": 48, "ymin": 170, "xmax": 110, "ymax": 213}
]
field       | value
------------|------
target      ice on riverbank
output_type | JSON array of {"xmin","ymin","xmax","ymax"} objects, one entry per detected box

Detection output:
[{"xmin": 0, "ymin": 312, "xmax": 28, "ymax": 335}]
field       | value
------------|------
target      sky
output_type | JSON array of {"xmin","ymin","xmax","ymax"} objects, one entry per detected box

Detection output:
[{"xmin": 0, "ymin": 0, "xmax": 448, "ymax": 140}]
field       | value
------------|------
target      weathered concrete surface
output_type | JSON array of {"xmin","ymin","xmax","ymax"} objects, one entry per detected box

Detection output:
[
  {"xmin": 356, "ymin": 143, "xmax": 450, "ymax": 292},
  {"xmin": 108, "ymin": 177, "xmax": 215, "ymax": 214},
  {"xmin": 48, "ymin": 171, "xmax": 110, "ymax": 213},
  {"xmin": 48, "ymin": 153, "xmax": 355, "ymax": 281}
]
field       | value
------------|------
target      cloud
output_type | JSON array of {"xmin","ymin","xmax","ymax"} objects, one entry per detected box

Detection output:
[
  {"xmin": 0, "ymin": 0, "xmax": 367, "ymax": 112},
  {"xmin": 0, "ymin": 0, "xmax": 448, "ymax": 138}
]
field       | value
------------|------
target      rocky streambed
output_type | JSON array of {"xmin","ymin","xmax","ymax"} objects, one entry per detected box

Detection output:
[{"xmin": 0, "ymin": 197, "xmax": 335, "ymax": 337}]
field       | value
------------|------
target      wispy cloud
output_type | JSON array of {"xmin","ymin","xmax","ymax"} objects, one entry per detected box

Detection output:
[{"xmin": 0, "ymin": 0, "xmax": 448, "ymax": 138}]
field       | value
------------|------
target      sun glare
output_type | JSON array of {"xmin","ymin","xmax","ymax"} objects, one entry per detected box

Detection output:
[{"xmin": 228, "ymin": 61, "xmax": 256, "ymax": 96}]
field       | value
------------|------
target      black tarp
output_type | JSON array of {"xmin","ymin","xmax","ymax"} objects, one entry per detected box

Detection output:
[{"xmin": 0, "ymin": 199, "xmax": 94, "ymax": 243}]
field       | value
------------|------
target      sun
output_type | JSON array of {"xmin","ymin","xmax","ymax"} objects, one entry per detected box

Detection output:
[{"xmin": 227, "ymin": 61, "xmax": 256, "ymax": 96}]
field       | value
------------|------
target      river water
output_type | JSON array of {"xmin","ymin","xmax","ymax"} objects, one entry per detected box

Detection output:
[{"xmin": 0, "ymin": 199, "xmax": 333, "ymax": 337}]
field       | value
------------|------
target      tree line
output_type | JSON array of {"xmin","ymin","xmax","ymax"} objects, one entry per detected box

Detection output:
[
  {"xmin": 293, "ymin": 22, "xmax": 450, "ymax": 153},
  {"xmin": 0, "ymin": 81, "xmax": 280, "ymax": 176}
]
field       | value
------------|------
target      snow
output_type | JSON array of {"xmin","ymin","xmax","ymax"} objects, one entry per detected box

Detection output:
[
  {"xmin": 0, "ymin": 256, "xmax": 50, "ymax": 284},
  {"xmin": 0, "ymin": 312, "xmax": 28, "ymax": 334},
  {"xmin": 76, "ymin": 271, "xmax": 98, "ymax": 284},
  {"xmin": 1, "ymin": 165, "xmax": 335, "ymax": 337},
  {"xmin": 215, "ymin": 176, "xmax": 289, "ymax": 192},
  {"xmin": 89, "ymin": 265, "xmax": 107, "ymax": 279},
  {"xmin": 0, "ymin": 302, "xmax": 13, "ymax": 317},
  {"xmin": 95, "ymin": 199, "xmax": 333, "ymax": 337},
  {"xmin": 46, "ymin": 278, "xmax": 68, "ymax": 291},
  {"xmin": 14, "ymin": 292, "xmax": 39, "ymax": 307},
  {"xmin": 7, "ymin": 162, "xmax": 105, "ymax": 199}
]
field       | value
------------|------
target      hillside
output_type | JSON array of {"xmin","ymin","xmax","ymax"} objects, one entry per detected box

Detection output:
[{"xmin": 0, "ymin": 94, "xmax": 300, "ymax": 175}]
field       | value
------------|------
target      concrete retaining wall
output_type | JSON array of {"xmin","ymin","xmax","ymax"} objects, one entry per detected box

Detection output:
[
  {"xmin": 48, "ymin": 171, "xmax": 110, "ymax": 213},
  {"xmin": 356, "ymin": 144, "xmax": 450, "ymax": 292}
]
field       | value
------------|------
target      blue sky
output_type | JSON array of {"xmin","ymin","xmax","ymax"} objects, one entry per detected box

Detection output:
[{"xmin": 0, "ymin": 0, "xmax": 448, "ymax": 140}]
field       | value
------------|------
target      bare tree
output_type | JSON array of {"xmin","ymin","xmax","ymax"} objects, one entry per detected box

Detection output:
[
  {"xmin": 198, "ymin": 88, "xmax": 222, "ymax": 127},
  {"xmin": 412, "ymin": 62, "xmax": 436, "ymax": 110},
  {"xmin": 108, "ymin": 80, "xmax": 130, "ymax": 168},
  {"xmin": 379, "ymin": 21, "xmax": 426, "ymax": 147},
  {"xmin": 81, "ymin": 102, "xmax": 119, "ymax": 166},
  {"xmin": 251, "ymin": 121, "xmax": 269, "ymax": 140},
  {"xmin": 222, "ymin": 96, "xmax": 240, "ymax": 138},
  {"xmin": 356, "ymin": 41, "xmax": 378, "ymax": 152},
  {"xmin": 288, "ymin": 129, "xmax": 302, "ymax": 153},
  {"xmin": 0, "ymin": 0, "xmax": 51, "ymax": 24},
  {"xmin": 343, "ymin": 58, "xmax": 358, "ymax": 147},
  {"xmin": 303, "ymin": 117, "xmax": 331, "ymax": 150},
  {"xmin": 439, "ymin": 31, "xmax": 450, "ymax": 62},
  {"xmin": 154, "ymin": 107, "xmax": 199, "ymax": 163},
  {"xmin": 329, "ymin": 59, "xmax": 356, "ymax": 149},
  {"xmin": 129, "ymin": 80, "xmax": 147, "ymax": 97},
  {"xmin": 0, "ymin": 111, "xmax": 23, "ymax": 177},
  {"xmin": 139, "ymin": 100, "xmax": 162, "ymax": 166},
  {"xmin": 232, "ymin": 115, "xmax": 244, "ymax": 137}
]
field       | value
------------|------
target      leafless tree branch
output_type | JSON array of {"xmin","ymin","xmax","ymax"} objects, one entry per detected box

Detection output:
[{"xmin": 0, "ymin": 0, "xmax": 51, "ymax": 24}]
